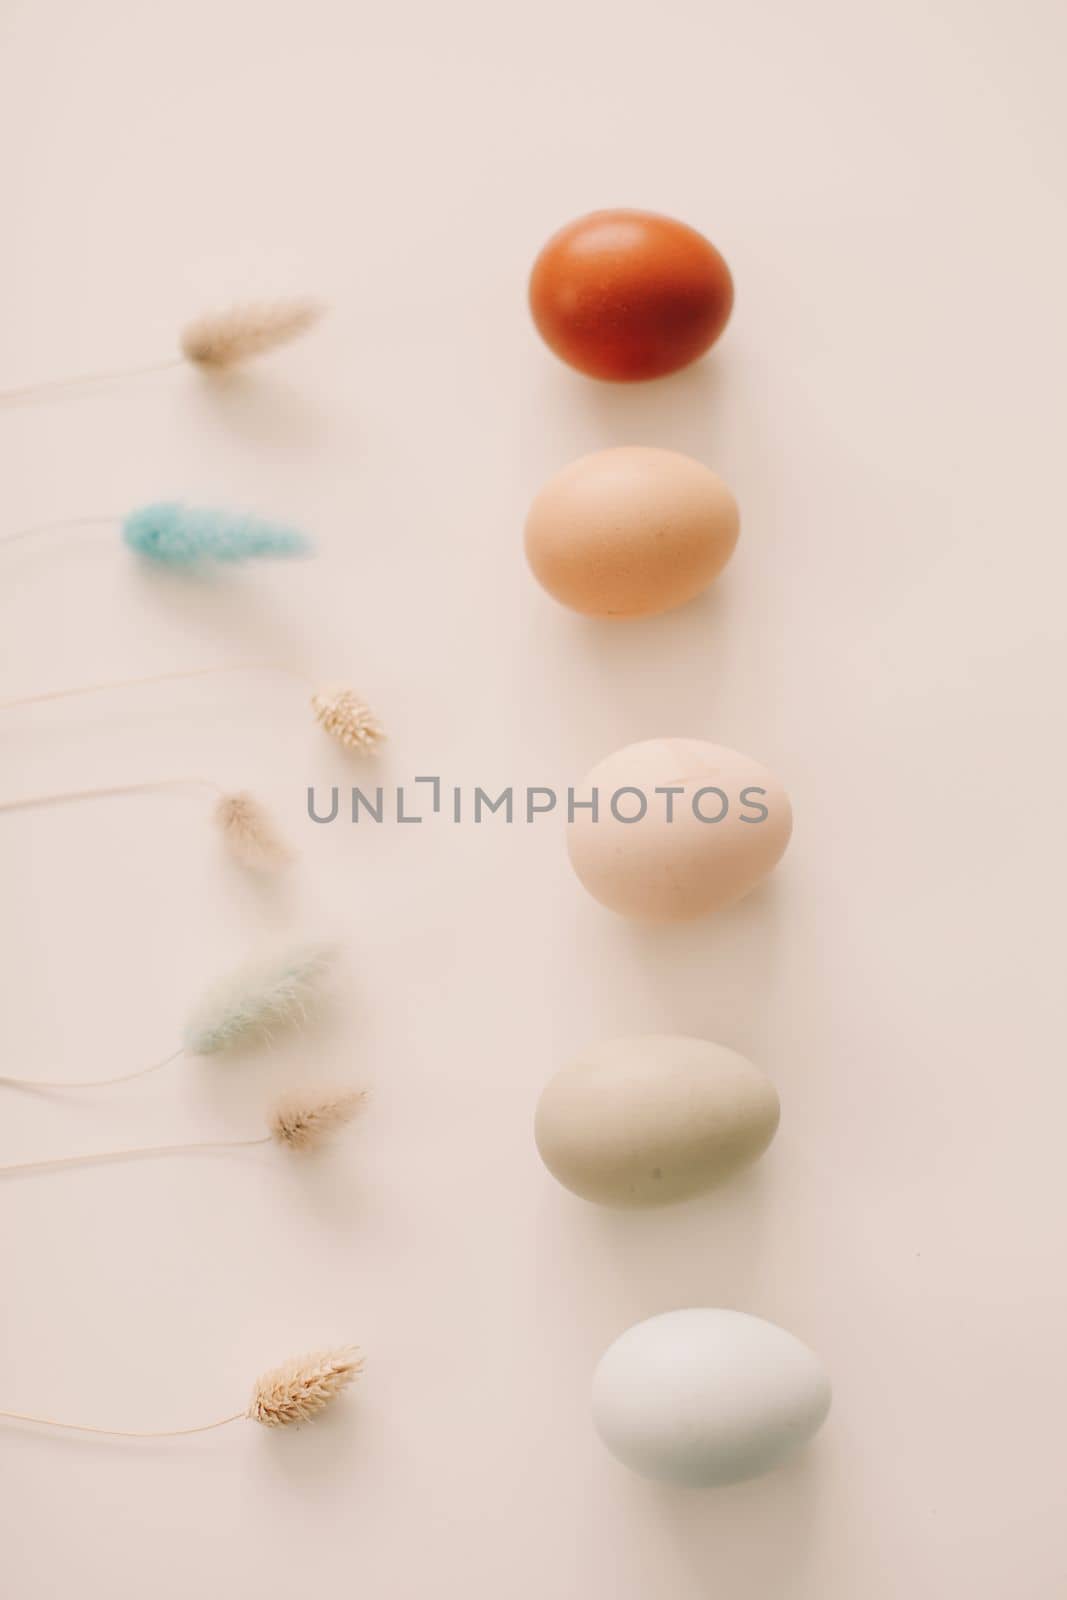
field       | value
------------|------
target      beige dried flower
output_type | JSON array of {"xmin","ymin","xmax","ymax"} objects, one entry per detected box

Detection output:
[
  {"xmin": 215, "ymin": 790, "xmax": 293, "ymax": 872},
  {"xmin": 248, "ymin": 1346, "xmax": 363, "ymax": 1428},
  {"xmin": 311, "ymin": 684, "xmax": 384, "ymax": 752},
  {"xmin": 270, "ymin": 1086, "xmax": 367, "ymax": 1153},
  {"xmin": 180, "ymin": 298, "xmax": 324, "ymax": 369}
]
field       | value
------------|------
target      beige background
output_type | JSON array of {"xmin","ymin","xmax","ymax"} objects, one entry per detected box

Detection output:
[{"xmin": 2, "ymin": 0, "xmax": 1065, "ymax": 1594}]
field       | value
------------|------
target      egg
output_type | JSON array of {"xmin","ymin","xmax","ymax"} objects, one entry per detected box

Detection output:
[
  {"xmin": 525, "ymin": 447, "xmax": 739, "ymax": 619},
  {"xmin": 593, "ymin": 1309, "xmax": 831, "ymax": 1486},
  {"xmin": 567, "ymin": 737, "xmax": 792, "ymax": 921},
  {"xmin": 535, "ymin": 1035, "xmax": 778, "ymax": 1207},
  {"xmin": 529, "ymin": 209, "xmax": 734, "ymax": 381}
]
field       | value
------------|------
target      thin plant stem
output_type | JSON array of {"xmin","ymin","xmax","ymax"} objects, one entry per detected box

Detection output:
[
  {"xmin": 0, "ymin": 357, "xmax": 184, "ymax": 405},
  {"xmin": 0, "ymin": 778, "xmax": 222, "ymax": 816},
  {"xmin": 0, "ymin": 515, "xmax": 119, "ymax": 548},
  {"xmin": 0, "ymin": 1408, "xmax": 245, "ymax": 1438},
  {"xmin": 0, "ymin": 1134, "xmax": 271, "ymax": 1177},
  {"xmin": 0, "ymin": 1047, "xmax": 187, "ymax": 1091},
  {"xmin": 0, "ymin": 662, "xmax": 308, "ymax": 712}
]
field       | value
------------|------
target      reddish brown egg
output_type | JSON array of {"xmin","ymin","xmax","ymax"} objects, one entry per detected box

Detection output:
[{"xmin": 529, "ymin": 210, "xmax": 734, "ymax": 382}]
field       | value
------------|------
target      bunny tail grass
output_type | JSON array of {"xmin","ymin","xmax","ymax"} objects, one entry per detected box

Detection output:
[
  {"xmin": 215, "ymin": 791, "xmax": 293, "ymax": 872},
  {"xmin": 180, "ymin": 299, "xmax": 324, "ymax": 369},
  {"xmin": 311, "ymin": 685, "xmax": 384, "ymax": 753},
  {"xmin": 0, "ymin": 1344, "xmax": 361, "ymax": 1435},
  {"xmin": 248, "ymin": 1346, "xmax": 363, "ymax": 1428},
  {"xmin": 270, "ymin": 1085, "xmax": 367, "ymax": 1153},
  {"xmin": 122, "ymin": 503, "xmax": 313, "ymax": 565},
  {"xmin": 182, "ymin": 941, "xmax": 336, "ymax": 1056}
]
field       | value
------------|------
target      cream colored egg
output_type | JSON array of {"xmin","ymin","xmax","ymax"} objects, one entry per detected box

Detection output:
[
  {"xmin": 524, "ymin": 447, "xmax": 739, "ymax": 618},
  {"xmin": 567, "ymin": 737, "xmax": 792, "ymax": 921},
  {"xmin": 535, "ymin": 1035, "xmax": 779, "ymax": 1207}
]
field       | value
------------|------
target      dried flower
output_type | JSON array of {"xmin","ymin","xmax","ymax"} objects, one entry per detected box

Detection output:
[
  {"xmin": 311, "ymin": 685, "xmax": 384, "ymax": 752},
  {"xmin": 270, "ymin": 1086, "xmax": 367, "ymax": 1153},
  {"xmin": 248, "ymin": 1346, "xmax": 363, "ymax": 1428},
  {"xmin": 0, "ymin": 1345, "xmax": 363, "ymax": 1435},
  {"xmin": 180, "ymin": 298, "xmax": 324, "ymax": 369},
  {"xmin": 215, "ymin": 791, "xmax": 293, "ymax": 872},
  {"xmin": 183, "ymin": 942, "xmax": 336, "ymax": 1056},
  {"xmin": 121, "ymin": 503, "xmax": 313, "ymax": 564}
]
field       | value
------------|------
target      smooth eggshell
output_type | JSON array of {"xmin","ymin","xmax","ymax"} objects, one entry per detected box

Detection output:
[
  {"xmin": 535, "ymin": 1035, "xmax": 779, "ymax": 1207},
  {"xmin": 524, "ymin": 447, "xmax": 739, "ymax": 619},
  {"xmin": 567, "ymin": 737, "xmax": 792, "ymax": 921},
  {"xmin": 592, "ymin": 1309, "xmax": 831, "ymax": 1487},
  {"xmin": 529, "ymin": 209, "xmax": 734, "ymax": 381}
]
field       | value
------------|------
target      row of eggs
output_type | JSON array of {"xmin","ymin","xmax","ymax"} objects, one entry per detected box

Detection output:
[
  {"xmin": 527, "ymin": 244, "xmax": 785, "ymax": 921},
  {"xmin": 527, "ymin": 215, "xmax": 826, "ymax": 1486},
  {"xmin": 538, "ymin": 1033, "xmax": 830, "ymax": 1484}
]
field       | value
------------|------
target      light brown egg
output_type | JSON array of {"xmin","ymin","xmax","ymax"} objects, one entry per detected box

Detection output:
[
  {"xmin": 567, "ymin": 737, "xmax": 792, "ymax": 921},
  {"xmin": 535, "ymin": 1034, "xmax": 780, "ymax": 1208},
  {"xmin": 524, "ymin": 447, "xmax": 739, "ymax": 618}
]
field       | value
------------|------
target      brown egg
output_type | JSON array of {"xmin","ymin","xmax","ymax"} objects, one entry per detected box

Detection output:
[
  {"xmin": 525, "ymin": 447, "xmax": 739, "ymax": 618},
  {"xmin": 529, "ymin": 209, "xmax": 734, "ymax": 381},
  {"xmin": 567, "ymin": 737, "xmax": 793, "ymax": 921}
]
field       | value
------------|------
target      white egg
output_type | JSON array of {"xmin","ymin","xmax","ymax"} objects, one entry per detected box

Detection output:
[{"xmin": 592, "ymin": 1309, "xmax": 831, "ymax": 1486}]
